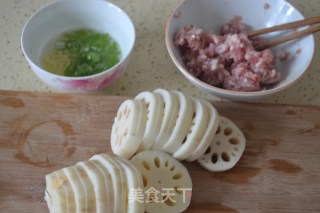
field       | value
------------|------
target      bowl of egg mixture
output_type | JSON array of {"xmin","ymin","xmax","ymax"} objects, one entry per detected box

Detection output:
[{"xmin": 21, "ymin": 0, "xmax": 135, "ymax": 92}]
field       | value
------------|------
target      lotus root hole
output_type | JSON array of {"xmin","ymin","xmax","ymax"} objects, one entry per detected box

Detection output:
[
  {"xmin": 222, "ymin": 152, "xmax": 230, "ymax": 162},
  {"xmin": 192, "ymin": 112, "xmax": 196, "ymax": 119},
  {"xmin": 205, "ymin": 147, "xmax": 211, "ymax": 154},
  {"xmin": 216, "ymin": 141, "xmax": 221, "ymax": 146},
  {"xmin": 234, "ymin": 147, "xmax": 239, "ymax": 151},
  {"xmin": 142, "ymin": 161, "xmax": 151, "ymax": 171},
  {"xmin": 147, "ymin": 194, "xmax": 156, "ymax": 203},
  {"xmin": 163, "ymin": 196, "xmax": 176, "ymax": 206},
  {"xmin": 224, "ymin": 127, "xmax": 232, "ymax": 136},
  {"xmin": 211, "ymin": 153, "xmax": 218, "ymax": 164},
  {"xmin": 216, "ymin": 126, "xmax": 221, "ymax": 134},
  {"xmin": 154, "ymin": 157, "xmax": 160, "ymax": 168},
  {"xmin": 165, "ymin": 160, "xmax": 169, "ymax": 167},
  {"xmin": 142, "ymin": 175, "xmax": 148, "ymax": 187},
  {"xmin": 174, "ymin": 186, "xmax": 182, "ymax": 194},
  {"xmin": 229, "ymin": 138, "xmax": 239, "ymax": 145},
  {"xmin": 231, "ymin": 152, "xmax": 236, "ymax": 157},
  {"xmin": 170, "ymin": 166, "xmax": 176, "ymax": 171},
  {"xmin": 172, "ymin": 173, "xmax": 182, "ymax": 180}
]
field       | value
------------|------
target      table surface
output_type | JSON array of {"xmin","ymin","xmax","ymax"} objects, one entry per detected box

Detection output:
[{"xmin": 1, "ymin": 0, "xmax": 320, "ymax": 105}]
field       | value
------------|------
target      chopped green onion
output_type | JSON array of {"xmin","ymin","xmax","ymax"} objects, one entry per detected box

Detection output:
[{"xmin": 53, "ymin": 29, "xmax": 120, "ymax": 77}]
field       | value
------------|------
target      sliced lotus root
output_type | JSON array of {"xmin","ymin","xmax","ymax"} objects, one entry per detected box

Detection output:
[
  {"xmin": 74, "ymin": 165, "xmax": 97, "ymax": 212},
  {"xmin": 62, "ymin": 166, "xmax": 88, "ymax": 213},
  {"xmin": 197, "ymin": 116, "xmax": 246, "ymax": 172},
  {"xmin": 77, "ymin": 160, "xmax": 111, "ymax": 213},
  {"xmin": 152, "ymin": 88, "xmax": 179, "ymax": 150},
  {"xmin": 131, "ymin": 150, "xmax": 192, "ymax": 213},
  {"xmin": 186, "ymin": 100, "xmax": 219, "ymax": 162},
  {"xmin": 111, "ymin": 99, "xmax": 147, "ymax": 159},
  {"xmin": 45, "ymin": 165, "xmax": 97, "ymax": 213},
  {"xmin": 55, "ymin": 170, "xmax": 76, "ymax": 213},
  {"xmin": 135, "ymin": 91, "xmax": 164, "ymax": 152},
  {"xmin": 173, "ymin": 97, "xmax": 208, "ymax": 161},
  {"xmin": 90, "ymin": 160, "xmax": 115, "ymax": 212},
  {"xmin": 45, "ymin": 170, "xmax": 70, "ymax": 213},
  {"xmin": 162, "ymin": 90, "xmax": 193, "ymax": 154},
  {"xmin": 91, "ymin": 154, "xmax": 126, "ymax": 213},
  {"xmin": 115, "ymin": 157, "xmax": 145, "ymax": 213}
]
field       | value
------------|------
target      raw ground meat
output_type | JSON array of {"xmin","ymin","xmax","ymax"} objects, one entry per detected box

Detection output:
[
  {"xmin": 174, "ymin": 17, "xmax": 281, "ymax": 92},
  {"xmin": 221, "ymin": 16, "xmax": 245, "ymax": 35}
]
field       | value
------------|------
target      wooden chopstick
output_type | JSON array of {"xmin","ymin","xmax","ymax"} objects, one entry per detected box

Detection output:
[
  {"xmin": 247, "ymin": 16, "xmax": 320, "ymax": 37},
  {"xmin": 255, "ymin": 24, "xmax": 320, "ymax": 50}
]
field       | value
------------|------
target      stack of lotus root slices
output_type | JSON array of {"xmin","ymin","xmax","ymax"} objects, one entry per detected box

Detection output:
[
  {"xmin": 45, "ymin": 88, "xmax": 246, "ymax": 213},
  {"xmin": 111, "ymin": 88, "xmax": 246, "ymax": 172}
]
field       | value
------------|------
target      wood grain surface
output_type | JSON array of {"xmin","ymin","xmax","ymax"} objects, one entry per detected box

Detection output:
[{"xmin": 0, "ymin": 90, "xmax": 320, "ymax": 213}]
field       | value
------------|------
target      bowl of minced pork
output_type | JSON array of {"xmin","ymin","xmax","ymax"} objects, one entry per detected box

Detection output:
[{"xmin": 166, "ymin": 0, "xmax": 315, "ymax": 101}]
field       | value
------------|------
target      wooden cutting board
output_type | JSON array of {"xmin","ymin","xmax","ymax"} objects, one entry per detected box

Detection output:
[{"xmin": 0, "ymin": 90, "xmax": 320, "ymax": 213}]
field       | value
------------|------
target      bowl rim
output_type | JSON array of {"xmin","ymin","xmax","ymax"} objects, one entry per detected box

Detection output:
[
  {"xmin": 165, "ymin": 0, "xmax": 316, "ymax": 97},
  {"xmin": 21, "ymin": 0, "xmax": 136, "ymax": 80}
]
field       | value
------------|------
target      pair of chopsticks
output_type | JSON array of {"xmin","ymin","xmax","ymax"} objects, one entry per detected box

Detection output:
[{"xmin": 247, "ymin": 16, "xmax": 320, "ymax": 50}]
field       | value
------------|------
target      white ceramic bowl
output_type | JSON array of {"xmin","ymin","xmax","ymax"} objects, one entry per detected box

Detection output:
[
  {"xmin": 166, "ymin": 0, "xmax": 315, "ymax": 101},
  {"xmin": 21, "ymin": 0, "xmax": 135, "ymax": 92}
]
